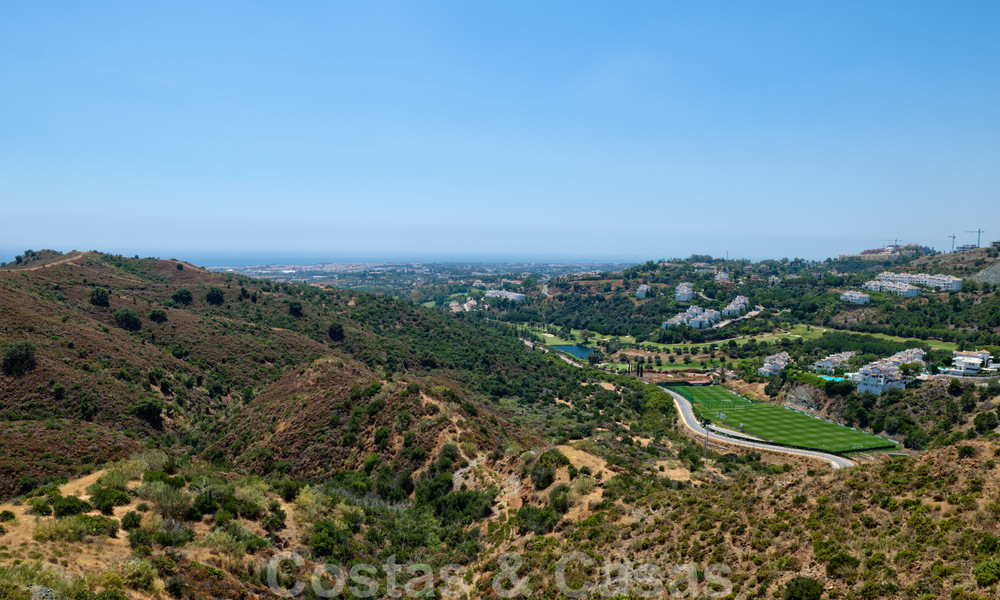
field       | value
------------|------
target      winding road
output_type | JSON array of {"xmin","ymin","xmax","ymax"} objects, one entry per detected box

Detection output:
[{"xmin": 663, "ymin": 387, "xmax": 855, "ymax": 469}]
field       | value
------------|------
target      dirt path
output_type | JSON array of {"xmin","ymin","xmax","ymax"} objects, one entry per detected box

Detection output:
[{"xmin": 17, "ymin": 251, "xmax": 85, "ymax": 271}]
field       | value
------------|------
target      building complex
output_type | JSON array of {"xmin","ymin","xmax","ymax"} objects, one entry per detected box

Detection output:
[
  {"xmin": 636, "ymin": 284, "xmax": 651, "ymax": 298},
  {"xmin": 876, "ymin": 272, "xmax": 962, "ymax": 291},
  {"xmin": 721, "ymin": 295, "xmax": 750, "ymax": 316},
  {"xmin": 862, "ymin": 280, "xmax": 920, "ymax": 297},
  {"xmin": 848, "ymin": 348, "xmax": 925, "ymax": 395},
  {"xmin": 840, "ymin": 291, "xmax": 870, "ymax": 304},
  {"xmin": 483, "ymin": 290, "xmax": 526, "ymax": 302},
  {"xmin": 663, "ymin": 305, "xmax": 721, "ymax": 329},
  {"xmin": 811, "ymin": 351, "xmax": 856, "ymax": 373},
  {"xmin": 938, "ymin": 350, "xmax": 998, "ymax": 377},
  {"xmin": 758, "ymin": 352, "xmax": 793, "ymax": 376},
  {"xmin": 675, "ymin": 283, "xmax": 693, "ymax": 302}
]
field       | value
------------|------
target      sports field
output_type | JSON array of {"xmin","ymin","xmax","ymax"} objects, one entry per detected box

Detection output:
[{"xmin": 670, "ymin": 385, "xmax": 897, "ymax": 454}]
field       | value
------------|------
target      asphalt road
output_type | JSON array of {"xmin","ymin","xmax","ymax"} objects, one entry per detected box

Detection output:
[{"xmin": 663, "ymin": 387, "xmax": 856, "ymax": 469}]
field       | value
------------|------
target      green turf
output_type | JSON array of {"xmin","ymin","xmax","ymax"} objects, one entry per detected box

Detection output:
[{"xmin": 670, "ymin": 385, "xmax": 897, "ymax": 454}]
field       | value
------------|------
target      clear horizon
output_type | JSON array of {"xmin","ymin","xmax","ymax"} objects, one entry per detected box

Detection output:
[{"xmin": 2, "ymin": 2, "xmax": 998, "ymax": 260}]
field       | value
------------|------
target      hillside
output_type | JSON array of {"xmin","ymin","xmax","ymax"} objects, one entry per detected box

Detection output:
[
  {"xmin": 4, "ymin": 250, "xmax": 1000, "ymax": 600},
  {"xmin": 900, "ymin": 246, "xmax": 1000, "ymax": 282}
]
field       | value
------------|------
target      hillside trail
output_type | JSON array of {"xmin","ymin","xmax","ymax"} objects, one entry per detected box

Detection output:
[{"xmin": 16, "ymin": 252, "xmax": 85, "ymax": 271}]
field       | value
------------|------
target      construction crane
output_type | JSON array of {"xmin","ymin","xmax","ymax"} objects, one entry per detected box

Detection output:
[
  {"xmin": 967, "ymin": 229, "xmax": 986, "ymax": 248},
  {"xmin": 947, "ymin": 234, "xmax": 957, "ymax": 253}
]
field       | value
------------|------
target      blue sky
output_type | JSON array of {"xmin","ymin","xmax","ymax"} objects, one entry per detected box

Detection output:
[{"xmin": 2, "ymin": 2, "xmax": 998, "ymax": 264}]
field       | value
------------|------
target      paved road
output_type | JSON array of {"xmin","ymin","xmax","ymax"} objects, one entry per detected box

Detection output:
[{"xmin": 663, "ymin": 387, "xmax": 855, "ymax": 469}]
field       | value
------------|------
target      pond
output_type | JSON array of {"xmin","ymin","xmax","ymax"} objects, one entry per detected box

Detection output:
[{"xmin": 550, "ymin": 345, "xmax": 593, "ymax": 360}]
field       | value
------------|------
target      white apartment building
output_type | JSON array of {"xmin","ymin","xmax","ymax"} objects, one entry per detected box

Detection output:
[
  {"xmin": 636, "ymin": 284, "xmax": 651, "ymax": 299},
  {"xmin": 848, "ymin": 348, "xmax": 925, "ymax": 395},
  {"xmin": 675, "ymin": 283, "xmax": 693, "ymax": 302},
  {"xmin": 876, "ymin": 272, "xmax": 962, "ymax": 292},
  {"xmin": 841, "ymin": 291, "xmax": 870, "ymax": 304},
  {"xmin": 939, "ymin": 350, "xmax": 996, "ymax": 376},
  {"xmin": 722, "ymin": 295, "xmax": 750, "ymax": 316},
  {"xmin": 811, "ymin": 351, "xmax": 856, "ymax": 373},
  {"xmin": 714, "ymin": 272, "xmax": 730, "ymax": 283},
  {"xmin": 863, "ymin": 280, "xmax": 920, "ymax": 297},
  {"xmin": 758, "ymin": 351, "xmax": 792, "ymax": 376},
  {"xmin": 484, "ymin": 290, "xmax": 526, "ymax": 302},
  {"xmin": 662, "ymin": 305, "xmax": 721, "ymax": 329}
]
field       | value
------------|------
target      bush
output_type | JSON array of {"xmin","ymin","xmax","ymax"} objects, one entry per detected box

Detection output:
[
  {"xmin": 826, "ymin": 552, "xmax": 859, "ymax": 579},
  {"xmin": 206, "ymin": 287, "xmax": 225, "ymax": 306},
  {"xmin": 131, "ymin": 396, "xmax": 163, "ymax": 427},
  {"xmin": 328, "ymin": 322, "xmax": 345, "ymax": 341},
  {"xmin": 288, "ymin": 301, "xmax": 303, "ymax": 317},
  {"xmin": 137, "ymin": 481, "xmax": 189, "ymax": 519},
  {"xmin": 90, "ymin": 287, "xmax": 110, "ymax": 307},
  {"xmin": 90, "ymin": 487, "xmax": 131, "ymax": 515},
  {"xmin": 148, "ymin": 308, "xmax": 168, "ymax": 323},
  {"xmin": 515, "ymin": 505, "xmax": 559, "ymax": 534},
  {"xmin": 121, "ymin": 511, "xmax": 142, "ymax": 530},
  {"xmin": 0, "ymin": 510, "xmax": 14, "ymax": 522},
  {"xmin": 33, "ymin": 514, "xmax": 118, "ymax": 542},
  {"xmin": 166, "ymin": 575, "xmax": 185, "ymax": 598},
  {"xmin": 0, "ymin": 583, "xmax": 30, "ymax": 600},
  {"xmin": 29, "ymin": 498, "xmax": 52, "ymax": 516},
  {"xmin": 529, "ymin": 464, "xmax": 555, "ymax": 490},
  {"xmin": 975, "ymin": 558, "xmax": 1000, "ymax": 587},
  {"xmin": 114, "ymin": 308, "xmax": 142, "ymax": 331},
  {"xmin": 550, "ymin": 484, "xmax": 572, "ymax": 514},
  {"xmin": 311, "ymin": 520, "xmax": 351, "ymax": 559},
  {"xmin": 2, "ymin": 341, "xmax": 37, "ymax": 376},
  {"xmin": 128, "ymin": 527, "xmax": 154, "ymax": 549},
  {"xmin": 52, "ymin": 495, "xmax": 92, "ymax": 518},
  {"xmin": 121, "ymin": 558, "xmax": 157, "ymax": 591},
  {"xmin": 171, "ymin": 288, "xmax": 193, "ymax": 305},
  {"xmin": 783, "ymin": 576, "xmax": 824, "ymax": 600},
  {"xmin": 374, "ymin": 426, "xmax": 390, "ymax": 448}
]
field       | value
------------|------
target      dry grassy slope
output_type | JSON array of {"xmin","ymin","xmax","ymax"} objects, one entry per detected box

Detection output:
[
  {"xmin": 0, "ymin": 421, "xmax": 140, "ymax": 499},
  {"xmin": 213, "ymin": 355, "xmax": 537, "ymax": 482},
  {"xmin": 472, "ymin": 441, "xmax": 1000, "ymax": 600},
  {"xmin": 901, "ymin": 247, "xmax": 1000, "ymax": 279}
]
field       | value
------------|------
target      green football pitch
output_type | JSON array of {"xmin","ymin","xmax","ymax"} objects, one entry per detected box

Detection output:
[{"xmin": 670, "ymin": 385, "xmax": 897, "ymax": 454}]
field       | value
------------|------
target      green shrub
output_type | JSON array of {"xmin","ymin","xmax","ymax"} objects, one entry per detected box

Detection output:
[
  {"xmin": 515, "ymin": 505, "xmax": 559, "ymax": 534},
  {"xmin": 975, "ymin": 558, "xmax": 1000, "ymax": 587},
  {"xmin": 90, "ymin": 487, "xmax": 131, "ymax": 515},
  {"xmin": 89, "ymin": 287, "xmax": 110, "ymax": 307},
  {"xmin": 114, "ymin": 308, "xmax": 142, "ymax": 331},
  {"xmin": 29, "ymin": 498, "xmax": 52, "ymax": 516},
  {"xmin": 826, "ymin": 552, "xmax": 859, "ymax": 579},
  {"xmin": 206, "ymin": 287, "xmax": 225, "ymax": 305},
  {"xmin": 0, "ymin": 510, "xmax": 15, "ymax": 522},
  {"xmin": 166, "ymin": 575, "xmax": 184, "ymax": 598},
  {"xmin": 121, "ymin": 511, "xmax": 142, "ymax": 531},
  {"xmin": 529, "ymin": 464, "xmax": 555, "ymax": 490},
  {"xmin": 783, "ymin": 576, "xmax": 823, "ymax": 600},
  {"xmin": 171, "ymin": 288, "xmax": 193, "ymax": 305},
  {"xmin": 2, "ymin": 341, "xmax": 37, "ymax": 376},
  {"xmin": 550, "ymin": 484, "xmax": 572, "ymax": 514},
  {"xmin": 128, "ymin": 527, "xmax": 154, "ymax": 549},
  {"xmin": 148, "ymin": 308, "xmax": 168, "ymax": 323},
  {"xmin": 52, "ymin": 495, "xmax": 91, "ymax": 518},
  {"xmin": 33, "ymin": 514, "xmax": 118, "ymax": 542},
  {"xmin": 0, "ymin": 582, "xmax": 30, "ymax": 600}
]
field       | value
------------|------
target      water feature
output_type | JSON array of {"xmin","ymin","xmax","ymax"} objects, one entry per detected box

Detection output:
[{"xmin": 550, "ymin": 345, "xmax": 593, "ymax": 360}]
